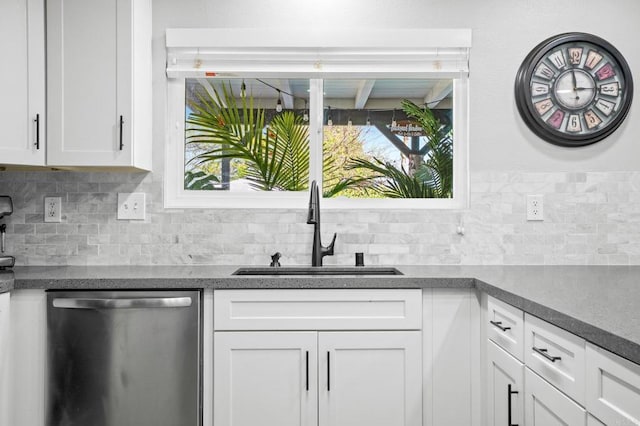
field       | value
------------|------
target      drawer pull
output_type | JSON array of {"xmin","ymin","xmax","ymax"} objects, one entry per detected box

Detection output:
[
  {"xmin": 490, "ymin": 320, "xmax": 511, "ymax": 332},
  {"xmin": 532, "ymin": 346, "xmax": 561, "ymax": 362},
  {"xmin": 508, "ymin": 384, "xmax": 519, "ymax": 426}
]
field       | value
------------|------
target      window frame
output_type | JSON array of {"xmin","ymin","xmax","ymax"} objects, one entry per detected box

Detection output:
[{"xmin": 165, "ymin": 29, "xmax": 471, "ymax": 209}]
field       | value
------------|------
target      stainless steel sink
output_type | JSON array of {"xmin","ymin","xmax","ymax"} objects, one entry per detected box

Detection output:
[{"xmin": 232, "ymin": 266, "xmax": 403, "ymax": 276}]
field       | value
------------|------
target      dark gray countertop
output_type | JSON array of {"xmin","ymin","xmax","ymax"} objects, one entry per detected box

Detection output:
[{"xmin": 8, "ymin": 265, "xmax": 640, "ymax": 365}]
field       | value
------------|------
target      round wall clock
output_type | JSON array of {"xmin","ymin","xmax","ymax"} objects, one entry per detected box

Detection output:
[{"xmin": 515, "ymin": 32, "xmax": 633, "ymax": 147}]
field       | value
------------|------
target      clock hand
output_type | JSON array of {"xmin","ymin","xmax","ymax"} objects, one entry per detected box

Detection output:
[
  {"xmin": 570, "ymin": 69, "xmax": 581, "ymax": 101},
  {"xmin": 556, "ymin": 87, "xmax": 596, "ymax": 93},
  {"xmin": 571, "ymin": 68, "xmax": 578, "ymax": 90}
]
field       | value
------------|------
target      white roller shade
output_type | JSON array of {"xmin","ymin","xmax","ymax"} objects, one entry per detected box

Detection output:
[{"xmin": 166, "ymin": 28, "xmax": 471, "ymax": 79}]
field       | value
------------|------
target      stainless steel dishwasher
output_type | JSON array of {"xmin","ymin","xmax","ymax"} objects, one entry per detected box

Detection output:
[{"xmin": 47, "ymin": 290, "xmax": 201, "ymax": 426}]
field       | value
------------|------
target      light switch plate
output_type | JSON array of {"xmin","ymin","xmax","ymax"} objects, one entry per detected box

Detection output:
[{"xmin": 117, "ymin": 193, "xmax": 146, "ymax": 220}]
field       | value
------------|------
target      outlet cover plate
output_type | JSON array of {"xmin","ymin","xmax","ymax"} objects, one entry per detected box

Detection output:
[
  {"xmin": 526, "ymin": 194, "xmax": 544, "ymax": 221},
  {"xmin": 117, "ymin": 193, "xmax": 146, "ymax": 220},
  {"xmin": 44, "ymin": 197, "xmax": 62, "ymax": 223}
]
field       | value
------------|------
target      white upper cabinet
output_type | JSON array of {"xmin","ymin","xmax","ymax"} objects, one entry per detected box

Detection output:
[
  {"xmin": 0, "ymin": 0, "xmax": 45, "ymax": 166},
  {"xmin": 47, "ymin": 0, "xmax": 152, "ymax": 170}
]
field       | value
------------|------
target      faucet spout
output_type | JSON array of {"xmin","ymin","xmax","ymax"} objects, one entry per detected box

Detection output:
[
  {"xmin": 307, "ymin": 181, "xmax": 319, "ymax": 225},
  {"xmin": 306, "ymin": 180, "xmax": 336, "ymax": 266}
]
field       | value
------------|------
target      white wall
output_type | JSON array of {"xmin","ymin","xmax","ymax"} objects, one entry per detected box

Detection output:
[
  {"xmin": 3, "ymin": 0, "xmax": 640, "ymax": 266},
  {"xmin": 152, "ymin": 0, "xmax": 640, "ymax": 172}
]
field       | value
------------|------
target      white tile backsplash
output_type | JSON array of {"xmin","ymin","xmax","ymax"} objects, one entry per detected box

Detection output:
[{"xmin": 1, "ymin": 170, "xmax": 639, "ymax": 265}]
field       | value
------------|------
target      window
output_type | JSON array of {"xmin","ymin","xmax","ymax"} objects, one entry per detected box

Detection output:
[
  {"xmin": 165, "ymin": 29, "xmax": 470, "ymax": 209},
  {"xmin": 184, "ymin": 78, "xmax": 311, "ymax": 192},
  {"xmin": 321, "ymin": 79, "xmax": 454, "ymax": 200}
]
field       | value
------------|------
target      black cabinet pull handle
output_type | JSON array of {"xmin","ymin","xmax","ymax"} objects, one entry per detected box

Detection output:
[
  {"xmin": 532, "ymin": 346, "xmax": 561, "ymax": 362},
  {"xmin": 34, "ymin": 114, "xmax": 40, "ymax": 149},
  {"xmin": 490, "ymin": 320, "xmax": 511, "ymax": 332},
  {"xmin": 508, "ymin": 384, "xmax": 519, "ymax": 426},
  {"xmin": 327, "ymin": 351, "xmax": 330, "ymax": 391},
  {"xmin": 119, "ymin": 115, "xmax": 124, "ymax": 150},
  {"xmin": 305, "ymin": 351, "xmax": 309, "ymax": 391}
]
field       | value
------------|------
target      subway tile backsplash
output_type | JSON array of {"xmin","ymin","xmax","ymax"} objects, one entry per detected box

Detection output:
[{"xmin": 1, "ymin": 170, "xmax": 639, "ymax": 266}]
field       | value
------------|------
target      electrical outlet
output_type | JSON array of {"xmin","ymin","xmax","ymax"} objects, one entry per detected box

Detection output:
[
  {"xmin": 527, "ymin": 194, "xmax": 544, "ymax": 221},
  {"xmin": 117, "ymin": 193, "xmax": 146, "ymax": 220},
  {"xmin": 44, "ymin": 197, "xmax": 62, "ymax": 223}
]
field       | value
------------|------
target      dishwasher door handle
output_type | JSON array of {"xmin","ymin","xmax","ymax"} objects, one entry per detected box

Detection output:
[{"xmin": 52, "ymin": 297, "xmax": 193, "ymax": 309}]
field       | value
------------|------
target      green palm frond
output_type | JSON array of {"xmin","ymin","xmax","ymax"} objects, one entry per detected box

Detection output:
[
  {"xmin": 185, "ymin": 82, "xmax": 309, "ymax": 191},
  {"xmin": 346, "ymin": 158, "xmax": 439, "ymax": 198},
  {"xmin": 401, "ymin": 99, "xmax": 453, "ymax": 197},
  {"xmin": 267, "ymin": 112, "xmax": 310, "ymax": 191},
  {"xmin": 184, "ymin": 170, "xmax": 220, "ymax": 190},
  {"xmin": 342, "ymin": 99, "xmax": 454, "ymax": 199}
]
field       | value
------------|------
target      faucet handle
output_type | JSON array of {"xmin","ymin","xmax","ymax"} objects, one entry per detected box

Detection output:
[{"xmin": 324, "ymin": 233, "xmax": 337, "ymax": 256}]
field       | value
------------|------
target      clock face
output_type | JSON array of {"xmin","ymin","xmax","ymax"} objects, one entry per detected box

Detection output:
[{"xmin": 515, "ymin": 33, "xmax": 633, "ymax": 147}]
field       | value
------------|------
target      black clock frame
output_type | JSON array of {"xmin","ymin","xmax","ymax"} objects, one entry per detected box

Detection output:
[{"xmin": 515, "ymin": 32, "xmax": 633, "ymax": 147}]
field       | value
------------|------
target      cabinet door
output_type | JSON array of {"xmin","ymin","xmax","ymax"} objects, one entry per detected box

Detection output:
[
  {"xmin": 587, "ymin": 414, "xmax": 605, "ymax": 426},
  {"xmin": 0, "ymin": 292, "xmax": 10, "ymax": 426},
  {"xmin": 214, "ymin": 331, "xmax": 317, "ymax": 426},
  {"xmin": 47, "ymin": 0, "xmax": 133, "ymax": 167},
  {"xmin": 586, "ymin": 343, "xmax": 640, "ymax": 426},
  {"xmin": 6, "ymin": 290, "xmax": 47, "ymax": 426},
  {"xmin": 0, "ymin": 0, "xmax": 45, "ymax": 165},
  {"xmin": 487, "ymin": 341, "xmax": 524, "ymax": 426},
  {"xmin": 319, "ymin": 331, "xmax": 422, "ymax": 426},
  {"xmin": 524, "ymin": 368, "xmax": 586, "ymax": 426}
]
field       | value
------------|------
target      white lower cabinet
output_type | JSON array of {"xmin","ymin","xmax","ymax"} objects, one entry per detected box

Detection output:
[
  {"xmin": 586, "ymin": 343, "xmax": 640, "ymax": 426},
  {"xmin": 214, "ymin": 332, "xmax": 318, "ymax": 426},
  {"xmin": 524, "ymin": 368, "xmax": 586, "ymax": 425},
  {"xmin": 0, "ymin": 292, "xmax": 10, "ymax": 426},
  {"xmin": 319, "ymin": 331, "xmax": 422, "ymax": 426},
  {"xmin": 214, "ymin": 330, "xmax": 422, "ymax": 426},
  {"xmin": 4, "ymin": 290, "xmax": 47, "ymax": 426},
  {"xmin": 587, "ymin": 414, "xmax": 605, "ymax": 426},
  {"xmin": 487, "ymin": 341, "xmax": 524, "ymax": 426},
  {"xmin": 485, "ymin": 295, "xmax": 592, "ymax": 426},
  {"xmin": 213, "ymin": 289, "xmax": 424, "ymax": 426}
]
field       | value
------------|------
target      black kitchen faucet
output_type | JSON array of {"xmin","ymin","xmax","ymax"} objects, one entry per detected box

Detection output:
[{"xmin": 306, "ymin": 180, "xmax": 336, "ymax": 267}]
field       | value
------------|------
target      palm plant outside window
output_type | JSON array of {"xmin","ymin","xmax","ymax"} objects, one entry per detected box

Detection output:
[{"xmin": 185, "ymin": 78, "xmax": 453, "ymax": 199}]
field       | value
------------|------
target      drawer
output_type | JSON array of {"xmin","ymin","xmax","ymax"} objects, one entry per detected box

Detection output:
[
  {"xmin": 524, "ymin": 313, "xmax": 586, "ymax": 405},
  {"xmin": 214, "ymin": 289, "xmax": 422, "ymax": 331},
  {"xmin": 486, "ymin": 296, "xmax": 524, "ymax": 361},
  {"xmin": 525, "ymin": 367, "xmax": 586, "ymax": 426},
  {"xmin": 587, "ymin": 414, "xmax": 605, "ymax": 426},
  {"xmin": 586, "ymin": 343, "xmax": 640, "ymax": 426}
]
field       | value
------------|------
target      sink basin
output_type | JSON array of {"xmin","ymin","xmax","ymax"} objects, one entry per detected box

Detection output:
[{"xmin": 233, "ymin": 266, "xmax": 403, "ymax": 276}]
